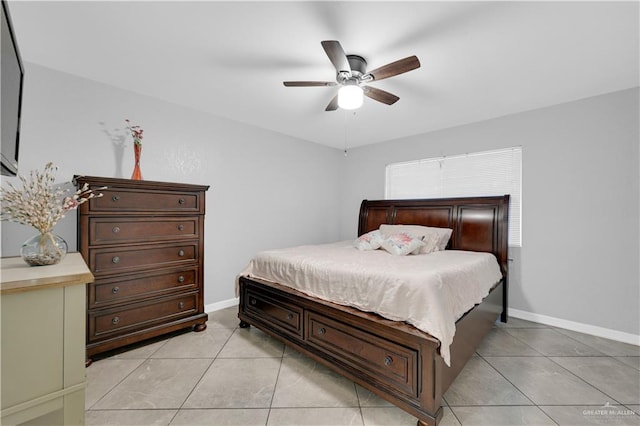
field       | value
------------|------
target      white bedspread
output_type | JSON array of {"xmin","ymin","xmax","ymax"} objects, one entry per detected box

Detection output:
[{"xmin": 238, "ymin": 241, "xmax": 502, "ymax": 366}]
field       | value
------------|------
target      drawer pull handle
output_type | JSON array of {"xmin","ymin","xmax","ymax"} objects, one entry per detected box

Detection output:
[
  {"xmin": 178, "ymin": 198, "xmax": 185, "ymax": 205},
  {"xmin": 286, "ymin": 313, "xmax": 294, "ymax": 320},
  {"xmin": 178, "ymin": 302, "xmax": 185, "ymax": 309},
  {"xmin": 112, "ymin": 286, "xmax": 120, "ymax": 294},
  {"xmin": 178, "ymin": 224, "xmax": 184, "ymax": 231},
  {"xmin": 178, "ymin": 275, "xmax": 185, "ymax": 283},
  {"xmin": 318, "ymin": 327, "xmax": 326, "ymax": 336},
  {"xmin": 250, "ymin": 298, "xmax": 257, "ymax": 306},
  {"xmin": 112, "ymin": 195, "xmax": 120, "ymax": 202},
  {"xmin": 112, "ymin": 317, "xmax": 120, "ymax": 325},
  {"xmin": 112, "ymin": 256, "xmax": 120, "ymax": 264},
  {"xmin": 178, "ymin": 250, "xmax": 185, "ymax": 257},
  {"xmin": 112, "ymin": 226, "xmax": 120, "ymax": 233},
  {"xmin": 384, "ymin": 356, "xmax": 393, "ymax": 366}
]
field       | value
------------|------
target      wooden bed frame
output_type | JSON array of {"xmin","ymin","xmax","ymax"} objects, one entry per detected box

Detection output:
[{"xmin": 238, "ymin": 195, "xmax": 509, "ymax": 426}]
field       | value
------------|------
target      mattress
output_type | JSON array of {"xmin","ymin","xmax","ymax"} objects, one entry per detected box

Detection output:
[{"xmin": 238, "ymin": 241, "xmax": 502, "ymax": 366}]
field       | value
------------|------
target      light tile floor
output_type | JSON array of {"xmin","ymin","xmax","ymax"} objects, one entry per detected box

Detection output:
[{"xmin": 85, "ymin": 308, "xmax": 640, "ymax": 426}]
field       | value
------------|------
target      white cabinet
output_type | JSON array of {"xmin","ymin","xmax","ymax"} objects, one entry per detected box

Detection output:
[{"xmin": 1, "ymin": 253, "xmax": 94, "ymax": 426}]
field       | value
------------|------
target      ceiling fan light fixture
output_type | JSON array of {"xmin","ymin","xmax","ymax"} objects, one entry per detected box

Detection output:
[{"xmin": 338, "ymin": 84, "xmax": 363, "ymax": 110}]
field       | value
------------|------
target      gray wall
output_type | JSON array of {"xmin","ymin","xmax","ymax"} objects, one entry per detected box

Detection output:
[
  {"xmin": 0, "ymin": 63, "xmax": 344, "ymax": 305},
  {"xmin": 339, "ymin": 88, "xmax": 639, "ymax": 336}
]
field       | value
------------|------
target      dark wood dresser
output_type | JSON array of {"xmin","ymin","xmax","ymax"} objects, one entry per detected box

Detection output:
[{"xmin": 74, "ymin": 176, "xmax": 209, "ymax": 361}]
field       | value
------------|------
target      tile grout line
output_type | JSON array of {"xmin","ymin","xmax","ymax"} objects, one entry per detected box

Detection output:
[
  {"xmin": 475, "ymin": 325, "xmax": 561, "ymax": 426},
  {"xmin": 490, "ymin": 323, "xmax": 629, "ymax": 403},
  {"xmin": 86, "ymin": 331, "xmax": 173, "ymax": 412},
  {"xmin": 171, "ymin": 324, "xmax": 238, "ymax": 413},
  {"xmin": 264, "ymin": 330, "xmax": 287, "ymax": 426},
  {"xmin": 478, "ymin": 323, "xmax": 636, "ymax": 425},
  {"xmin": 351, "ymin": 381, "xmax": 367, "ymax": 426},
  {"xmin": 86, "ymin": 356, "xmax": 149, "ymax": 411},
  {"xmin": 487, "ymin": 326, "xmax": 545, "ymax": 357},
  {"xmin": 544, "ymin": 355, "xmax": 628, "ymax": 407},
  {"xmin": 446, "ymin": 403, "xmax": 465, "ymax": 426},
  {"xmin": 473, "ymin": 352, "xmax": 540, "ymax": 407}
]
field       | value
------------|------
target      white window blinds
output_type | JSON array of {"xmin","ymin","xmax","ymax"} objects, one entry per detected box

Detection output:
[{"xmin": 385, "ymin": 147, "xmax": 522, "ymax": 246}]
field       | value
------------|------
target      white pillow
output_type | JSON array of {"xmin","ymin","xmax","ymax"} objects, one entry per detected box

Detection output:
[
  {"xmin": 379, "ymin": 224, "xmax": 453, "ymax": 253},
  {"xmin": 430, "ymin": 227, "xmax": 453, "ymax": 251},
  {"xmin": 354, "ymin": 229, "xmax": 385, "ymax": 251},
  {"xmin": 380, "ymin": 233, "xmax": 425, "ymax": 256},
  {"xmin": 418, "ymin": 231, "xmax": 441, "ymax": 254}
]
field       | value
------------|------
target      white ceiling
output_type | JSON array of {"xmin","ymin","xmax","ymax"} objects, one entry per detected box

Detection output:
[{"xmin": 7, "ymin": 1, "xmax": 639, "ymax": 149}]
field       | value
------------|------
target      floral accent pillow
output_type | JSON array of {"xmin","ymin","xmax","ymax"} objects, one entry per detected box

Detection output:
[
  {"xmin": 380, "ymin": 232, "xmax": 425, "ymax": 256},
  {"xmin": 379, "ymin": 224, "xmax": 452, "ymax": 253},
  {"xmin": 354, "ymin": 229, "xmax": 385, "ymax": 251}
]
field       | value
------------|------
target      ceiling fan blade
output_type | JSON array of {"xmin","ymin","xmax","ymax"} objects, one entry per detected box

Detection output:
[
  {"xmin": 366, "ymin": 55, "xmax": 421, "ymax": 81},
  {"xmin": 321, "ymin": 40, "xmax": 351, "ymax": 74},
  {"xmin": 325, "ymin": 94, "xmax": 339, "ymax": 111},
  {"xmin": 363, "ymin": 86, "xmax": 400, "ymax": 105},
  {"xmin": 283, "ymin": 81, "xmax": 337, "ymax": 87}
]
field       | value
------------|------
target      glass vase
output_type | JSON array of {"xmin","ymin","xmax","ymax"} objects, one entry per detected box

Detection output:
[
  {"xmin": 21, "ymin": 232, "xmax": 68, "ymax": 266},
  {"xmin": 131, "ymin": 143, "xmax": 143, "ymax": 180}
]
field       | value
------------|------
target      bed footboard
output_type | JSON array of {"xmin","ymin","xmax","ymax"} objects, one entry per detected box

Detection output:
[{"xmin": 238, "ymin": 276, "xmax": 504, "ymax": 426}]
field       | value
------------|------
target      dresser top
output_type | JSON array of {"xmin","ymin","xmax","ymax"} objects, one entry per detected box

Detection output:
[
  {"xmin": 74, "ymin": 175, "xmax": 210, "ymax": 192},
  {"xmin": 1, "ymin": 252, "xmax": 94, "ymax": 294}
]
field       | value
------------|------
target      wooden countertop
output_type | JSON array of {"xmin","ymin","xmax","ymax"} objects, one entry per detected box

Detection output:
[{"xmin": 1, "ymin": 252, "xmax": 94, "ymax": 294}]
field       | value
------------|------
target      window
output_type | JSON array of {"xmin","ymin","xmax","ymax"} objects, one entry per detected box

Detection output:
[{"xmin": 385, "ymin": 147, "xmax": 522, "ymax": 246}]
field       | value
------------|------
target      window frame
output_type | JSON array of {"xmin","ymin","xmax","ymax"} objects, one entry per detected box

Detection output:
[{"xmin": 385, "ymin": 147, "xmax": 522, "ymax": 247}]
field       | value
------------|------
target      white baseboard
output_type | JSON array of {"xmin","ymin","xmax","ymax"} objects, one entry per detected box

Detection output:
[
  {"xmin": 205, "ymin": 297, "xmax": 239, "ymax": 313},
  {"xmin": 509, "ymin": 308, "xmax": 640, "ymax": 346}
]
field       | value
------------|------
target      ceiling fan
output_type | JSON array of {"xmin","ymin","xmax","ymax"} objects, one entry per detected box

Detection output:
[{"xmin": 283, "ymin": 40, "xmax": 421, "ymax": 111}]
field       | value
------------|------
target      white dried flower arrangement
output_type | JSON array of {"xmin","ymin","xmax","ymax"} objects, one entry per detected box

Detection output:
[{"xmin": 0, "ymin": 162, "xmax": 104, "ymax": 234}]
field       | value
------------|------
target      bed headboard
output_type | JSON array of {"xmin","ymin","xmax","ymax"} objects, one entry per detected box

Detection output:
[{"xmin": 358, "ymin": 195, "xmax": 510, "ymax": 278}]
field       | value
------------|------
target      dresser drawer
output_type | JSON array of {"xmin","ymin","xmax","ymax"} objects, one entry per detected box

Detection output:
[
  {"xmin": 90, "ymin": 267, "xmax": 198, "ymax": 308},
  {"xmin": 89, "ymin": 188, "xmax": 201, "ymax": 213},
  {"xmin": 89, "ymin": 217, "xmax": 199, "ymax": 245},
  {"xmin": 306, "ymin": 312, "xmax": 418, "ymax": 398},
  {"xmin": 89, "ymin": 292, "xmax": 198, "ymax": 341},
  {"xmin": 90, "ymin": 242, "xmax": 198, "ymax": 275},
  {"xmin": 242, "ymin": 283, "xmax": 303, "ymax": 339}
]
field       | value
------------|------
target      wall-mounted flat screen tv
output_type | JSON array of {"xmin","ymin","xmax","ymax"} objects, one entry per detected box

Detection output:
[{"xmin": 1, "ymin": 0, "xmax": 24, "ymax": 176}]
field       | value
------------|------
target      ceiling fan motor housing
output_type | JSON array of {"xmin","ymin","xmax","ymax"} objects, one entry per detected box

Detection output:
[
  {"xmin": 347, "ymin": 55, "xmax": 367, "ymax": 76},
  {"xmin": 338, "ymin": 55, "xmax": 369, "ymax": 84}
]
